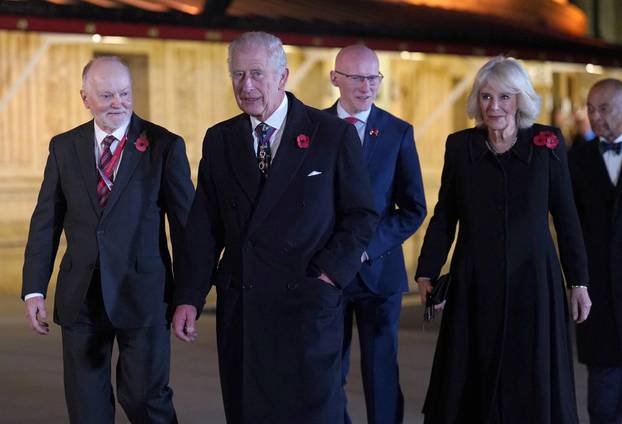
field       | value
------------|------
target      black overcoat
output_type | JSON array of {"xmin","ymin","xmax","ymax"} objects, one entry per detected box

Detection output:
[
  {"xmin": 416, "ymin": 124, "xmax": 588, "ymax": 424},
  {"xmin": 174, "ymin": 93, "xmax": 378, "ymax": 423},
  {"xmin": 570, "ymin": 139, "xmax": 622, "ymax": 366}
]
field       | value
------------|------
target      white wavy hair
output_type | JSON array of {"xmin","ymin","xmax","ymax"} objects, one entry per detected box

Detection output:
[
  {"xmin": 466, "ymin": 56, "xmax": 541, "ymax": 129},
  {"xmin": 227, "ymin": 31, "xmax": 287, "ymax": 75}
]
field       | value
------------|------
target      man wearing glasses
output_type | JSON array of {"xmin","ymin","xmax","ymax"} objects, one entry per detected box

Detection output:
[{"xmin": 327, "ymin": 45, "xmax": 427, "ymax": 424}]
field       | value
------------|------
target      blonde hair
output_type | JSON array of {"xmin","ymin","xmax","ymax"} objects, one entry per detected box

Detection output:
[{"xmin": 466, "ymin": 56, "xmax": 540, "ymax": 129}]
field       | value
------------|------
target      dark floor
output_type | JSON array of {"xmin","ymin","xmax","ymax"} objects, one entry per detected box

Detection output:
[{"xmin": 0, "ymin": 292, "xmax": 590, "ymax": 424}]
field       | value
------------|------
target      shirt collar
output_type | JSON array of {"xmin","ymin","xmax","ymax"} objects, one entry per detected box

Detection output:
[
  {"xmin": 94, "ymin": 119, "xmax": 130, "ymax": 145},
  {"xmin": 336, "ymin": 101, "xmax": 371, "ymax": 124},
  {"xmin": 600, "ymin": 134, "xmax": 622, "ymax": 144},
  {"xmin": 250, "ymin": 94, "xmax": 288, "ymax": 132}
]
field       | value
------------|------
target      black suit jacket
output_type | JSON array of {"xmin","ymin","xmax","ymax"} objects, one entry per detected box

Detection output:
[
  {"xmin": 175, "ymin": 93, "xmax": 378, "ymax": 309},
  {"xmin": 22, "ymin": 114, "xmax": 195, "ymax": 328},
  {"xmin": 570, "ymin": 139, "xmax": 622, "ymax": 366},
  {"xmin": 325, "ymin": 103, "xmax": 426, "ymax": 295}
]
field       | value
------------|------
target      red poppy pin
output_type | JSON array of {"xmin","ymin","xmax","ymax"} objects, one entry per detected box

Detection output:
[
  {"xmin": 369, "ymin": 128, "xmax": 380, "ymax": 137},
  {"xmin": 533, "ymin": 131, "xmax": 559, "ymax": 149},
  {"xmin": 533, "ymin": 130, "xmax": 559, "ymax": 159},
  {"xmin": 135, "ymin": 131, "xmax": 149, "ymax": 152},
  {"xmin": 296, "ymin": 134, "xmax": 310, "ymax": 149}
]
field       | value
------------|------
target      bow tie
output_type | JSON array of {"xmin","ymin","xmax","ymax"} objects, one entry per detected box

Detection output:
[{"xmin": 600, "ymin": 141, "xmax": 622, "ymax": 154}]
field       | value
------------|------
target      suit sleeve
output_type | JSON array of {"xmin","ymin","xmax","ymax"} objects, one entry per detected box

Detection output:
[
  {"xmin": 22, "ymin": 138, "xmax": 66, "ymax": 299},
  {"xmin": 311, "ymin": 124, "xmax": 379, "ymax": 287},
  {"xmin": 173, "ymin": 128, "xmax": 225, "ymax": 313},
  {"xmin": 161, "ymin": 136, "xmax": 195, "ymax": 280},
  {"xmin": 365, "ymin": 124, "xmax": 427, "ymax": 260},
  {"xmin": 416, "ymin": 136, "xmax": 459, "ymax": 279},
  {"xmin": 548, "ymin": 128, "xmax": 589, "ymax": 287}
]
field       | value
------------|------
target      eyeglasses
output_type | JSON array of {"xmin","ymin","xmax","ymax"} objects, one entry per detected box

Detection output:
[{"xmin": 334, "ymin": 70, "xmax": 384, "ymax": 85}]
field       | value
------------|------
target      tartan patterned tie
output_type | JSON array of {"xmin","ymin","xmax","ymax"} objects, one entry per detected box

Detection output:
[
  {"xmin": 255, "ymin": 122, "xmax": 275, "ymax": 176},
  {"xmin": 96, "ymin": 135, "xmax": 116, "ymax": 207}
]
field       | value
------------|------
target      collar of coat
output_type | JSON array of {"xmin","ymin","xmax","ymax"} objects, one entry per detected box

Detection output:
[{"xmin": 469, "ymin": 125, "xmax": 534, "ymax": 165}]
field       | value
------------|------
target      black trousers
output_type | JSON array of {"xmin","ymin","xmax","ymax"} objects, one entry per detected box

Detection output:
[{"xmin": 61, "ymin": 274, "xmax": 177, "ymax": 424}]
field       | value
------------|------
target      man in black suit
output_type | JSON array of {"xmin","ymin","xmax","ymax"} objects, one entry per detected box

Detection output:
[
  {"xmin": 326, "ymin": 45, "xmax": 426, "ymax": 424},
  {"xmin": 570, "ymin": 78, "xmax": 622, "ymax": 424},
  {"xmin": 22, "ymin": 56, "xmax": 194, "ymax": 423},
  {"xmin": 172, "ymin": 32, "xmax": 378, "ymax": 423}
]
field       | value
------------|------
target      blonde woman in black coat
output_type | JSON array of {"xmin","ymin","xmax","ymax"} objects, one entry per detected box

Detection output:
[{"xmin": 415, "ymin": 56, "xmax": 592, "ymax": 424}]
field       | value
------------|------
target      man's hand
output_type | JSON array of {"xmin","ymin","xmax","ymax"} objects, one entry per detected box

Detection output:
[
  {"xmin": 25, "ymin": 297, "xmax": 49, "ymax": 335},
  {"xmin": 571, "ymin": 286, "xmax": 591, "ymax": 323},
  {"xmin": 172, "ymin": 304, "xmax": 198, "ymax": 342}
]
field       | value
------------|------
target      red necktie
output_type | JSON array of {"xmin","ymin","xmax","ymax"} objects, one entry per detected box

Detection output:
[
  {"xmin": 96, "ymin": 135, "xmax": 115, "ymax": 207},
  {"xmin": 344, "ymin": 116, "xmax": 360, "ymax": 125}
]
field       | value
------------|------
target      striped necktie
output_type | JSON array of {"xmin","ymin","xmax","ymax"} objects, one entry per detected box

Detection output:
[{"xmin": 96, "ymin": 135, "xmax": 116, "ymax": 207}]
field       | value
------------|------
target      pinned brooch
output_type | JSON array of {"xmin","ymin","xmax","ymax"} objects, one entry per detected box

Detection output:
[
  {"xmin": 296, "ymin": 133, "xmax": 310, "ymax": 149},
  {"xmin": 369, "ymin": 128, "xmax": 380, "ymax": 137},
  {"xmin": 533, "ymin": 130, "xmax": 559, "ymax": 159},
  {"xmin": 135, "ymin": 131, "xmax": 149, "ymax": 152}
]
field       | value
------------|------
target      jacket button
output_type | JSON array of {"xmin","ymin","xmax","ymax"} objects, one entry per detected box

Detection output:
[
  {"xmin": 231, "ymin": 201, "xmax": 237, "ymax": 208},
  {"xmin": 247, "ymin": 283, "xmax": 254, "ymax": 289}
]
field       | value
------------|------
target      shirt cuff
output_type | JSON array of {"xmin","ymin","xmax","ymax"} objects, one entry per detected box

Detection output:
[{"xmin": 24, "ymin": 293, "xmax": 44, "ymax": 301}]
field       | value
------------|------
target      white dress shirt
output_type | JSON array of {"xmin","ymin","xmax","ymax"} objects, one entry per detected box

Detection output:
[
  {"xmin": 601, "ymin": 134, "xmax": 622, "ymax": 186},
  {"xmin": 94, "ymin": 120, "xmax": 130, "ymax": 179},
  {"xmin": 336, "ymin": 101, "xmax": 371, "ymax": 144},
  {"xmin": 24, "ymin": 119, "xmax": 130, "ymax": 301},
  {"xmin": 250, "ymin": 95, "xmax": 288, "ymax": 161}
]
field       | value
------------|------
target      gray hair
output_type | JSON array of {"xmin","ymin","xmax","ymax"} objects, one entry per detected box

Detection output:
[
  {"xmin": 227, "ymin": 31, "xmax": 287, "ymax": 74},
  {"xmin": 466, "ymin": 56, "xmax": 541, "ymax": 129},
  {"xmin": 82, "ymin": 56, "xmax": 131, "ymax": 89}
]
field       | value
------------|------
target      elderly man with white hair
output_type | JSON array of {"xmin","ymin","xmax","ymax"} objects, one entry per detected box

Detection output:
[{"xmin": 172, "ymin": 32, "xmax": 378, "ymax": 423}]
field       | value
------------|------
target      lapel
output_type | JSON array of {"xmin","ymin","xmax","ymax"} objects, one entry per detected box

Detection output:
[
  {"xmin": 101, "ymin": 114, "xmax": 145, "ymax": 219},
  {"xmin": 247, "ymin": 93, "xmax": 317, "ymax": 236},
  {"xmin": 467, "ymin": 127, "xmax": 488, "ymax": 163},
  {"xmin": 587, "ymin": 140, "xmax": 615, "ymax": 189},
  {"xmin": 224, "ymin": 115, "xmax": 263, "ymax": 204},
  {"xmin": 74, "ymin": 121, "xmax": 102, "ymax": 218},
  {"xmin": 510, "ymin": 126, "xmax": 533, "ymax": 165},
  {"xmin": 362, "ymin": 104, "xmax": 380, "ymax": 163}
]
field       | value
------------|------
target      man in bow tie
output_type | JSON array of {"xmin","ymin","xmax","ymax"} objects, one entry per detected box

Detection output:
[
  {"xmin": 325, "ymin": 45, "xmax": 427, "ymax": 424},
  {"xmin": 21, "ymin": 56, "xmax": 195, "ymax": 423},
  {"xmin": 570, "ymin": 78, "xmax": 622, "ymax": 424},
  {"xmin": 172, "ymin": 32, "xmax": 378, "ymax": 423}
]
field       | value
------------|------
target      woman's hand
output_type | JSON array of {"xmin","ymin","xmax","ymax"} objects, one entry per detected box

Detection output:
[
  {"xmin": 570, "ymin": 286, "xmax": 592, "ymax": 323},
  {"xmin": 416, "ymin": 277, "xmax": 433, "ymax": 305}
]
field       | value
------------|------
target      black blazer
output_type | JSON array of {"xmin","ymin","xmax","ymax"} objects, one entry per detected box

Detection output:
[
  {"xmin": 174, "ymin": 92, "xmax": 378, "ymax": 310},
  {"xmin": 570, "ymin": 139, "xmax": 622, "ymax": 366},
  {"xmin": 325, "ymin": 103, "xmax": 426, "ymax": 295},
  {"xmin": 22, "ymin": 114, "xmax": 195, "ymax": 327}
]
